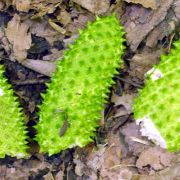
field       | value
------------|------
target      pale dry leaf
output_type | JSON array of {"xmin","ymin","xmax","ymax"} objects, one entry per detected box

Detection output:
[
  {"xmin": 129, "ymin": 50, "xmax": 161, "ymax": 80},
  {"xmin": 48, "ymin": 19, "xmax": 66, "ymax": 34},
  {"xmin": 0, "ymin": 0, "xmax": 12, "ymax": 7},
  {"xmin": 13, "ymin": 0, "xmax": 31, "ymax": 12},
  {"xmin": 120, "ymin": 122, "xmax": 147, "ymax": 156},
  {"xmin": 86, "ymin": 132, "xmax": 125, "ymax": 180},
  {"xmin": 119, "ymin": 169, "xmax": 133, "ymax": 180},
  {"xmin": 146, "ymin": 16, "xmax": 177, "ymax": 48},
  {"xmin": 0, "ymin": 28, "xmax": 12, "ymax": 58},
  {"xmin": 0, "ymin": 1, "xmax": 5, "ymax": 10},
  {"xmin": 43, "ymin": 48, "xmax": 63, "ymax": 61},
  {"xmin": 136, "ymin": 147, "xmax": 175, "ymax": 170},
  {"xmin": 122, "ymin": 0, "xmax": 174, "ymax": 51},
  {"xmin": 57, "ymin": 9, "xmax": 71, "ymax": 26},
  {"xmin": 173, "ymin": 0, "xmax": 180, "ymax": 20},
  {"xmin": 55, "ymin": 171, "xmax": 64, "ymax": 180},
  {"xmin": 31, "ymin": 0, "xmax": 62, "ymax": 17},
  {"xmin": 66, "ymin": 14, "xmax": 95, "ymax": 34},
  {"xmin": 28, "ymin": 101, "xmax": 36, "ymax": 113},
  {"xmin": 72, "ymin": 0, "xmax": 109, "ymax": 15},
  {"xmin": 27, "ymin": 19, "xmax": 62, "ymax": 45},
  {"xmin": 138, "ymin": 164, "xmax": 180, "ymax": 180},
  {"xmin": 43, "ymin": 172, "xmax": 54, "ymax": 180},
  {"xmin": 74, "ymin": 159, "xmax": 85, "ymax": 176},
  {"xmin": 111, "ymin": 93, "xmax": 136, "ymax": 114},
  {"xmin": 123, "ymin": 0, "xmax": 161, "ymax": 9},
  {"xmin": 5, "ymin": 14, "xmax": 32, "ymax": 62}
]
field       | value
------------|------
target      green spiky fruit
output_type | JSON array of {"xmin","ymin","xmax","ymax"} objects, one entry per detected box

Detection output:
[
  {"xmin": 133, "ymin": 40, "xmax": 180, "ymax": 152},
  {"xmin": 35, "ymin": 14, "xmax": 125, "ymax": 155},
  {"xmin": 0, "ymin": 64, "xmax": 28, "ymax": 158}
]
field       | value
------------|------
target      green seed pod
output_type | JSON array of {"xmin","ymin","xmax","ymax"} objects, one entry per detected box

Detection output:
[
  {"xmin": 0, "ymin": 64, "xmax": 28, "ymax": 158},
  {"xmin": 35, "ymin": 14, "xmax": 125, "ymax": 155},
  {"xmin": 133, "ymin": 40, "xmax": 180, "ymax": 152}
]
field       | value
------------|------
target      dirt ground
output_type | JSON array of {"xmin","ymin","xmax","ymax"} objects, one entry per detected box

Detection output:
[{"xmin": 0, "ymin": 0, "xmax": 179, "ymax": 179}]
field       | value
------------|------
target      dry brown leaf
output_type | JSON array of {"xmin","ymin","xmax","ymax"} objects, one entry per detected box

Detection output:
[
  {"xmin": 26, "ymin": 19, "xmax": 62, "ymax": 46},
  {"xmin": 31, "ymin": 0, "xmax": 62, "ymax": 17},
  {"xmin": 146, "ymin": 17, "xmax": 177, "ymax": 48},
  {"xmin": 78, "ymin": 131, "xmax": 132, "ymax": 180},
  {"xmin": 123, "ymin": 0, "xmax": 161, "ymax": 9},
  {"xmin": 136, "ymin": 147, "xmax": 175, "ymax": 171},
  {"xmin": 0, "ymin": 0, "xmax": 12, "ymax": 7},
  {"xmin": 74, "ymin": 159, "xmax": 85, "ymax": 176},
  {"xmin": 43, "ymin": 172, "xmax": 54, "ymax": 180},
  {"xmin": 173, "ymin": 0, "xmax": 180, "ymax": 20},
  {"xmin": 129, "ymin": 50, "xmax": 161, "ymax": 80},
  {"xmin": 137, "ymin": 164, "xmax": 180, "ymax": 180},
  {"xmin": 5, "ymin": 14, "xmax": 32, "ymax": 62},
  {"xmin": 55, "ymin": 171, "xmax": 64, "ymax": 180},
  {"xmin": 13, "ymin": 0, "xmax": 31, "ymax": 12},
  {"xmin": 120, "ymin": 122, "xmax": 148, "ymax": 156},
  {"xmin": 66, "ymin": 14, "xmax": 95, "ymax": 34},
  {"xmin": 48, "ymin": 19, "xmax": 66, "ymax": 34},
  {"xmin": 0, "ymin": 1, "xmax": 5, "ymax": 10},
  {"xmin": 0, "ymin": 28, "xmax": 12, "ymax": 58},
  {"xmin": 111, "ymin": 93, "xmax": 136, "ymax": 115},
  {"xmin": 43, "ymin": 48, "xmax": 63, "ymax": 61},
  {"xmin": 28, "ymin": 101, "xmax": 36, "ymax": 113},
  {"xmin": 57, "ymin": 9, "xmax": 71, "ymax": 26},
  {"xmin": 122, "ymin": 0, "xmax": 174, "ymax": 51},
  {"xmin": 72, "ymin": 0, "xmax": 109, "ymax": 15}
]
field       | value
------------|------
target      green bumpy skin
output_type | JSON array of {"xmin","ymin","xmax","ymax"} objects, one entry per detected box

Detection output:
[
  {"xmin": 35, "ymin": 14, "xmax": 125, "ymax": 155},
  {"xmin": 133, "ymin": 40, "xmax": 180, "ymax": 152},
  {"xmin": 0, "ymin": 64, "xmax": 28, "ymax": 158}
]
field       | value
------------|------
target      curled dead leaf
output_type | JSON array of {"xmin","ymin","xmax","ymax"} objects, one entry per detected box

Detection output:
[
  {"xmin": 123, "ymin": 0, "xmax": 161, "ymax": 9},
  {"xmin": 5, "ymin": 14, "xmax": 32, "ymax": 62},
  {"xmin": 72, "ymin": 0, "xmax": 109, "ymax": 15},
  {"xmin": 13, "ymin": 0, "xmax": 31, "ymax": 12}
]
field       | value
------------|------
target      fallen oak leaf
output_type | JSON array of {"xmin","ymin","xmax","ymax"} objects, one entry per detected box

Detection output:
[
  {"xmin": 5, "ymin": 14, "xmax": 32, "ymax": 62},
  {"xmin": 123, "ymin": 0, "xmax": 161, "ymax": 9},
  {"xmin": 13, "ymin": 0, "xmax": 31, "ymax": 12}
]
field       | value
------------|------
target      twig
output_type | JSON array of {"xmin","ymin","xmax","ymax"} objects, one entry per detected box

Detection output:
[
  {"xmin": 130, "ymin": 136, "xmax": 150, "ymax": 145},
  {"xmin": 110, "ymin": 164, "xmax": 136, "ymax": 169},
  {"xmin": 11, "ymin": 79, "xmax": 49, "ymax": 86},
  {"xmin": 116, "ymin": 76, "xmax": 143, "ymax": 88}
]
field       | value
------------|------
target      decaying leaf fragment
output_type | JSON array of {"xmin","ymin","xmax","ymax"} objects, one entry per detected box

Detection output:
[
  {"xmin": 123, "ymin": 0, "xmax": 161, "ymax": 9},
  {"xmin": 5, "ymin": 14, "xmax": 32, "ymax": 62},
  {"xmin": 72, "ymin": 0, "xmax": 110, "ymax": 15},
  {"xmin": 13, "ymin": 0, "xmax": 31, "ymax": 12}
]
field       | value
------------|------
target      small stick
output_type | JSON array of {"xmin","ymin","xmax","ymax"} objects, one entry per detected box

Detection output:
[
  {"xmin": 116, "ymin": 76, "xmax": 143, "ymax": 88},
  {"xmin": 110, "ymin": 164, "xmax": 136, "ymax": 169},
  {"xmin": 12, "ymin": 79, "xmax": 49, "ymax": 86}
]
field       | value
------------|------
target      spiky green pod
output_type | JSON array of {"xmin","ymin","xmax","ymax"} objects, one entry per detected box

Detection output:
[
  {"xmin": 35, "ymin": 15, "xmax": 125, "ymax": 155},
  {"xmin": 133, "ymin": 40, "xmax": 180, "ymax": 152},
  {"xmin": 0, "ymin": 64, "xmax": 28, "ymax": 158}
]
